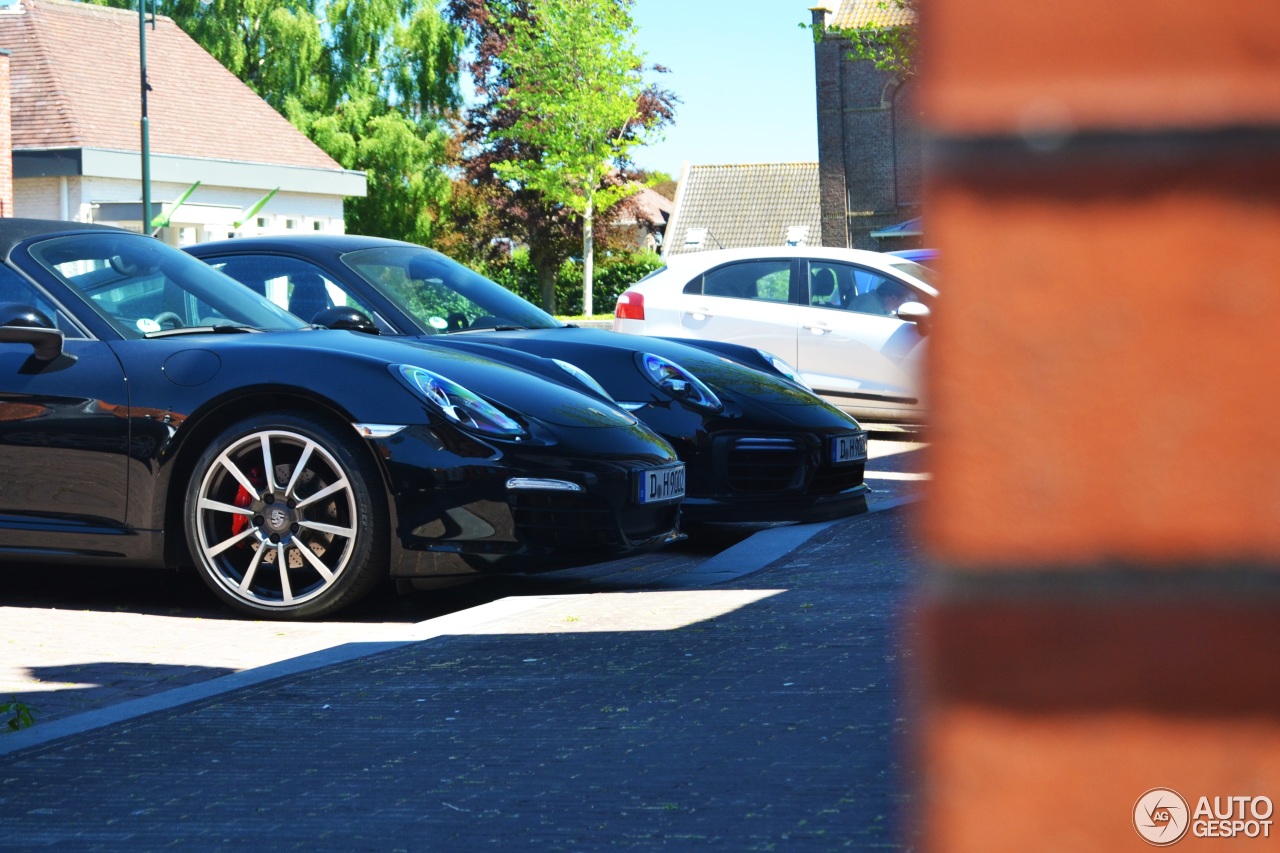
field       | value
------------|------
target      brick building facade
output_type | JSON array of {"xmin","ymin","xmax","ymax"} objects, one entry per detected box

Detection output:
[
  {"xmin": 0, "ymin": 49, "xmax": 11, "ymax": 218},
  {"xmin": 811, "ymin": 1, "xmax": 921, "ymax": 250}
]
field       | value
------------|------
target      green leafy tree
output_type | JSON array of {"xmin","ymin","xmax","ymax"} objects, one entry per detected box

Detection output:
[
  {"xmin": 637, "ymin": 169, "xmax": 677, "ymax": 202},
  {"xmin": 87, "ymin": 0, "xmax": 463, "ymax": 244},
  {"xmin": 808, "ymin": 0, "xmax": 917, "ymax": 81},
  {"xmin": 490, "ymin": 0, "xmax": 650, "ymax": 316},
  {"xmin": 446, "ymin": 0, "xmax": 676, "ymax": 314}
]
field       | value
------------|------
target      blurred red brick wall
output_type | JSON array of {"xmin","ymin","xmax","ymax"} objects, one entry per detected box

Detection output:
[{"xmin": 916, "ymin": 0, "xmax": 1280, "ymax": 849}]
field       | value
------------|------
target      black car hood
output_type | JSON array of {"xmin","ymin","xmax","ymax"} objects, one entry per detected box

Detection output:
[
  {"xmin": 436, "ymin": 326, "xmax": 823, "ymax": 408},
  {"xmin": 128, "ymin": 328, "xmax": 642, "ymax": 431}
]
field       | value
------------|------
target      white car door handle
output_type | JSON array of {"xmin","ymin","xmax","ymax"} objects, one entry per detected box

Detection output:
[
  {"xmin": 685, "ymin": 308, "xmax": 712, "ymax": 321},
  {"xmin": 802, "ymin": 324, "xmax": 829, "ymax": 335}
]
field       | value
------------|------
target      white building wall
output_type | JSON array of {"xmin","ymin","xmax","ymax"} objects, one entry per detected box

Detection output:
[
  {"xmin": 14, "ymin": 176, "xmax": 65, "ymax": 220},
  {"xmin": 16, "ymin": 176, "xmax": 351, "ymax": 245}
]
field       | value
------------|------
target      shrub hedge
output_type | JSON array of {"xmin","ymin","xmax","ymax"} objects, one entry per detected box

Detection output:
[{"xmin": 480, "ymin": 250, "xmax": 664, "ymax": 317}]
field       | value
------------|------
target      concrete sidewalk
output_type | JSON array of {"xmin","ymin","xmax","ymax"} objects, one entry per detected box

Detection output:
[{"xmin": 0, "ymin": 506, "xmax": 922, "ymax": 851}]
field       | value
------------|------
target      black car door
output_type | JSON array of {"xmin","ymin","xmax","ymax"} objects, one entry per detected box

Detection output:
[{"xmin": 0, "ymin": 267, "xmax": 131, "ymax": 541}]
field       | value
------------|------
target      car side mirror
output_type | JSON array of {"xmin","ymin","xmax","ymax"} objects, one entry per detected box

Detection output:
[
  {"xmin": 0, "ymin": 303, "xmax": 64, "ymax": 361},
  {"xmin": 310, "ymin": 305, "xmax": 380, "ymax": 335},
  {"xmin": 897, "ymin": 301, "xmax": 930, "ymax": 326}
]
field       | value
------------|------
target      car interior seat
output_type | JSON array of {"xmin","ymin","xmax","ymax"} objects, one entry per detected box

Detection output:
[
  {"xmin": 836, "ymin": 278, "xmax": 858, "ymax": 309},
  {"xmin": 811, "ymin": 267, "xmax": 838, "ymax": 306}
]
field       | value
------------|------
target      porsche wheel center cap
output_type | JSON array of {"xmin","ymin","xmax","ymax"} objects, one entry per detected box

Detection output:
[{"xmin": 263, "ymin": 504, "xmax": 294, "ymax": 533}]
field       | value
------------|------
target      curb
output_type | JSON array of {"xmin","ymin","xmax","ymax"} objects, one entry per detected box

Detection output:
[{"xmin": 0, "ymin": 497, "xmax": 918, "ymax": 756}]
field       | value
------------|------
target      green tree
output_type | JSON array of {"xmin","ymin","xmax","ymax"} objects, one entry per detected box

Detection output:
[
  {"xmin": 490, "ymin": 0, "xmax": 650, "ymax": 316},
  {"xmin": 445, "ymin": 0, "xmax": 676, "ymax": 314},
  {"xmin": 88, "ymin": 0, "xmax": 463, "ymax": 244}
]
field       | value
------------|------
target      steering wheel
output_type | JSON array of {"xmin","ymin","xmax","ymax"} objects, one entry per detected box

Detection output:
[{"xmin": 153, "ymin": 311, "xmax": 184, "ymax": 330}]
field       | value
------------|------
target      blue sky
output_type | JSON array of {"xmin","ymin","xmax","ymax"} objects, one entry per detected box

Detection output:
[{"xmin": 629, "ymin": 1, "xmax": 821, "ymax": 178}]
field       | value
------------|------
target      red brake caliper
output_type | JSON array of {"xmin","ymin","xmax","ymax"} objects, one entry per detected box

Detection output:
[{"xmin": 229, "ymin": 467, "xmax": 261, "ymax": 540}]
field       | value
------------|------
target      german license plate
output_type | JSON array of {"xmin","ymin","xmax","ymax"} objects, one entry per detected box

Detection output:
[
  {"xmin": 831, "ymin": 433, "xmax": 867, "ymax": 465},
  {"xmin": 637, "ymin": 463, "xmax": 686, "ymax": 504}
]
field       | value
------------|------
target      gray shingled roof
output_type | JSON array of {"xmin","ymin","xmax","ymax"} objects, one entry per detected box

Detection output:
[
  {"xmin": 0, "ymin": 0, "xmax": 342, "ymax": 170},
  {"xmin": 663, "ymin": 163, "xmax": 820, "ymax": 256}
]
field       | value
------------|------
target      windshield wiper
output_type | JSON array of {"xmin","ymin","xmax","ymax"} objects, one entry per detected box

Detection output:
[
  {"xmin": 145, "ymin": 324, "xmax": 264, "ymax": 338},
  {"xmin": 448, "ymin": 325, "xmax": 529, "ymax": 334}
]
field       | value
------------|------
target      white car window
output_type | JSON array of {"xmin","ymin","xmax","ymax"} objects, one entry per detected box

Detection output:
[
  {"xmin": 693, "ymin": 260, "xmax": 792, "ymax": 303},
  {"xmin": 807, "ymin": 262, "xmax": 924, "ymax": 318}
]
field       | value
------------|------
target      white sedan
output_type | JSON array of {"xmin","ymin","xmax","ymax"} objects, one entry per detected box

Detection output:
[{"xmin": 613, "ymin": 247, "xmax": 937, "ymax": 425}]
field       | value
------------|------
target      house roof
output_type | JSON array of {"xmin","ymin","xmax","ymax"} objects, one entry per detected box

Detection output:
[
  {"xmin": 614, "ymin": 185, "xmax": 672, "ymax": 228},
  {"xmin": 0, "ymin": 0, "xmax": 341, "ymax": 171},
  {"xmin": 662, "ymin": 163, "xmax": 820, "ymax": 257},
  {"xmin": 831, "ymin": 0, "xmax": 916, "ymax": 29}
]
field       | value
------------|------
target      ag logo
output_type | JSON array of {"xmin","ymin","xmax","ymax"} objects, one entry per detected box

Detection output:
[{"xmin": 1135, "ymin": 788, "xmax": 1190, "ymax": 846}]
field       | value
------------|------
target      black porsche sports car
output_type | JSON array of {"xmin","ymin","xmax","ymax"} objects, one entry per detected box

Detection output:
[
  {"xmin": 0, "ymin": 220, "xmax": 686, "ymax": 619},
  {"xmin": 186, "ymin": 235, "xmax": 871, "ymax": 524}
]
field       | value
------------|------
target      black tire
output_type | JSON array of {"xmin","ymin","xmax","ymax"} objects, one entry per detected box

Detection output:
[{"xmin": 183, "ymin": 411, "xmax": 388, "ymax": 619}]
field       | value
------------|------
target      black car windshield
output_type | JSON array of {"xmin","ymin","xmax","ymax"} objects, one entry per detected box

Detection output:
[
  {"xmin": 340, "ymin": 246, "xmax": 562, "ymax": 334},
  {"xmin": 27, "ymin": 233, "xmax": 305, "ymax": 339}
]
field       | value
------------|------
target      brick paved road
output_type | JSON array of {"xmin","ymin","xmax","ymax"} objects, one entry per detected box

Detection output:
[{"xmin": 0, "ymin": 501, "xmax": 924, "ymax": 849}]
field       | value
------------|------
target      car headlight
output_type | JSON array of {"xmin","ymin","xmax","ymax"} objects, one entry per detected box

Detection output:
[
  {"xmin": 638, "ymin": 353, "xmax": 723, "ymax": 411},
  {"xmin": 552, "ymin": 358, "xmax": 614, "ymax": 401},
  {"xmin": 758, "ymin": 349, "xmax": 812, "ymax": 391},
  {"xmin": 395, "ymin": 365, "xmax": 527, "ymax": 438}
]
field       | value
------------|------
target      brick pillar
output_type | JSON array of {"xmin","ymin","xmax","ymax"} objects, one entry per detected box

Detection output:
[
  {"xmin": 0, "ymin": 50, "xmax": 11, "ymax": 218},
  {"xmin": 917, "ymin": 0, "xmax": 1280, "ymax": 849},
  {"xmin": 811, "ymin": 5, "xmax": 849, "ymax": 248}
]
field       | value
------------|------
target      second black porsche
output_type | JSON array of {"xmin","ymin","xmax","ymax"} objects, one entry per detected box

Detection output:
[{"xmin": 187, "ymin": 235, "xmax": 872, "ymax": 524}]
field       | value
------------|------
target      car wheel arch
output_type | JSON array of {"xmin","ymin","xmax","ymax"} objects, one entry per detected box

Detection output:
[
  {"xmin": 179, "ymin": 408, "xmax": 392, "ymax": 618},
  {"xmin": 160, "ymin": 390, "xmax": 389, "ymax": 568}
]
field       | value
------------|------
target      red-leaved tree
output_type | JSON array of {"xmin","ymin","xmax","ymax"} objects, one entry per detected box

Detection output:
[{"xmin": 445, "ymin": 0, "xmax": 676, "ymax": 313}]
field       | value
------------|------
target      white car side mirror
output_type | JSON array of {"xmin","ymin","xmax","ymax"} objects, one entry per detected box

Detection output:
[
  {"xmin": 897, "ymin": 301, "xmax": 930, "ymax": 325},
  {"xmin": 897, "ymin": 301, "xmax": 930, "ymax": 335}
]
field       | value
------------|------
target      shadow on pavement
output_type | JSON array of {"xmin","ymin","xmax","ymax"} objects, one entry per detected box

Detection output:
[{"xmin": 0, "ymin": 509, "xmax": 921, "ymax": 850}]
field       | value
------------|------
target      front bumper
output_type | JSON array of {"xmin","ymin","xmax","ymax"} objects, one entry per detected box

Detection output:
[
  {"xmin": 680, "ymin": 429, "xmax": 871, "ymax": 524},
  {"xmin": 370, "ymin": 425, "xmax": 685, "ymax": 578}
]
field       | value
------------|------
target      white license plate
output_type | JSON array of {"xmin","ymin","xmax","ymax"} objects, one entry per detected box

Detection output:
[
  {"xmin": 637, "ymin": 464, "xmax": 686, "ymax": 504},
  {"xmin": 831, "ymin": 433, "xmax": 868, "ymax": 465}
]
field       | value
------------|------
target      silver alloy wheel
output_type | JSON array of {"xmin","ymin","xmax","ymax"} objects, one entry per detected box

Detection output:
[{"xmin": 193, "ymin": 428, "xmax": 358, "ymax": 609}]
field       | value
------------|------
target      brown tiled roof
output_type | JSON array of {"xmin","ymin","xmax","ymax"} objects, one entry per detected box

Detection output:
[
  {"xmin": 831, "ymin": 0, "xmax": 916, "ymax": 29},
  {"xmin": 663, "ymin": 163, "xmax": 819, "ymax": 256},
  {"xmin": 614, "ymin": 185, "xmax": 672, "ymax": 227},
  {"xmin": 0, "ymin": 0, "xmax": 341, "ymax": 169}
]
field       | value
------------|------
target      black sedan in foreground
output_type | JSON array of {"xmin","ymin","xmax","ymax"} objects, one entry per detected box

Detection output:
[
  {"xmin": 0, "ymin": 220, "xmax": 685, "ymax": 619},
  {"xmin": 187, "ymin": 235, "xmax": 871, "ymax": 524}
]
